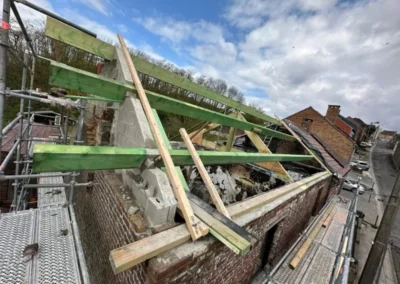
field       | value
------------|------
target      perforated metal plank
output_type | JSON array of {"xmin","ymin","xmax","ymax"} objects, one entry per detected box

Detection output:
[
  {"xmin": 0, "ymin": 210, "xmax": 36, "ymax": 284},
  {"xmin": 273, "ymin": 241, "xmax": 320, "ymax": 284},
  {"xmin": 37, "ymin": 174, "xmax": 67, "ymax": 208},
  {"xmin": 333, "ymin": 207, "xmax": 349, "ymax": 225},
  {"xmin": 300, "ymin": 246, "xmax": 336, "ymax": 284},
  {"xmin": 35, "ymin": 207, "xmax": 81, "ymax": 284},
  {"xmin": 321, "ymin": 220, "xmax": 344, "ymax": 252}
]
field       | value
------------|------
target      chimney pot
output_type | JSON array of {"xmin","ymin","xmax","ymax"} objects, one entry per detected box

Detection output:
[{"xmin": 326, "ymin": 105, "xmax": 341, "ymax": 124}]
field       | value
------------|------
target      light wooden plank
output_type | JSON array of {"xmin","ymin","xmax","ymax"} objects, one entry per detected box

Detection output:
[
  {"xmin": 118, "ymin": 34, "xmax": 202, "ymax": 241},
  {"xmin": 227, "ymin": 171, "xmax": 331, "ymax": 218},
  {"xmin": 180, "ymin": 128, "xmax": 230, "ymax": 218},
  {"xmin": 237, "ymin": 113, "xmax": 293, "ymax": 183},
  {"xmin": 322, "ymin": 206, "xmax": 337, "ymax": 228},
  {"xmin": 289, "ymin": 203, "xmax": 335, "ymax": 269},
  {"xmin": 110, "ymin": 223, "xmax": 191, "ymax": 274},
  {"xmin": 152, "ymin": 108, "xmax": 209, "ymax": 237}
]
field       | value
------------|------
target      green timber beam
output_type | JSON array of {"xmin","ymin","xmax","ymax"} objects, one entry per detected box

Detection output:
[
  {"xmin": 50, "ymin": 61, "xmax": 294, "ymax": 141},
  {"xmin": 45, "ymin": 16, "xmax": 280, "ymax": 125},
  {"xmin": 32, "ymin": 144, "xmax": 313, "ymax": 172},
  {"xmin": 45, "ymin": 17, "xmax": 115, "ymax": 60}
]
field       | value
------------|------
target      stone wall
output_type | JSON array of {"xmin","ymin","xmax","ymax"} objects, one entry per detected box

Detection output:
[{"xmin": 286, "ymin": 107, "xmax": 354, "ymax": 164}]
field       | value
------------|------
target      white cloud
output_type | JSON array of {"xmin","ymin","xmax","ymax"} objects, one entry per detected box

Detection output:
[
  {"xmin": 13, "ymin": 0, "xmax": 54, "ymax": 27},
  {"xmin": 63, "ymin": 10, "xmax": 135, "ymax": 48},
  {"xmin": 75, "ymin": 0, "xmax": 113, "ymax": 16},
  {"xmin": 137, "ymin": 0, "xmax": 400, "ymax": 130}
]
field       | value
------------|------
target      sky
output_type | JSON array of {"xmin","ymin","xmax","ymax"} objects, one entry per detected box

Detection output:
[{"xmin": 16, "ymin": 0, "xmax": 400, "ymax": 130}]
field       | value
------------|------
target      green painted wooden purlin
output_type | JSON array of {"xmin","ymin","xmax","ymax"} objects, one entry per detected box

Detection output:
[
  {"xmin": 32, "ymin": 144, "xmax": 313, "ymax": 172},
  {"xmin": 45, "ymin": 17, "xmax": 115, "ymax": 60},
  {"xmin": 50, "ymin": 61, "xmax": 294, "ymax": 141},
  {"xmin": 45, "ymin": 16, "xmax": 280, "ymax": 125}
]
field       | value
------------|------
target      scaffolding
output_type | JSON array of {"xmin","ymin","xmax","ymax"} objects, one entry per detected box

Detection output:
[
  {"xmin": 0, "ymin": 0, "xmax": 91, "ymax": 283},
  {"xmin": 0, "ymin": 0, "xmax": 323, "ymax": 282}
]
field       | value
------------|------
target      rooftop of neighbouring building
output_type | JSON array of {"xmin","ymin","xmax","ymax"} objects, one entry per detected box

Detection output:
[
  {"xmin": 1, "ymin": 122, "xmax": 56, "ymax": 155},
  {"xmin": 284, "ymin": 119, "xmax": 350, "ymax": 178}
]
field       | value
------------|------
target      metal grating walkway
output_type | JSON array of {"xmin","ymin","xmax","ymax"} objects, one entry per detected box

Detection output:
[
  {"xmin": 0, "ymin": 210, "xmax": 36, "ymax": 284},
  {"xmin": 37, "ymin": 174, "xmax": 67, "ymax": 208},
  {"xmin": 269, "ymin": 196, "xmax": 350, "ymax": 284},
  {"xmin": 35, "ymin": 207, "xmax": 81, "ymax": 283},
  {"xmin": 0, "ymin": 207, "xmax": 82, "ymax": 283}
]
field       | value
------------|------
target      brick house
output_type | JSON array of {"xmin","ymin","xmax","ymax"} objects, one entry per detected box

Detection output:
[
  {"xmin": 346, "ymin": 117, "xmax": 368, "ymax": 144},
  {"xmin": 379, "ymin": 130, "xmax": 397, "ymax": 143},
  {"xmin": 286, "ymin": 106, "xmax": 355, "ymax": 164}
]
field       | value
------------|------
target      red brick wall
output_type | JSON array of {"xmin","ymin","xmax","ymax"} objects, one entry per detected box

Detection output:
[
  {"xmin": 286, "ymin": 108, "xmax": 354, "ymax": 164},
  {"xmin": 335, "ymin": 118, "xmax": 352, "ymax": 137},
  {"xmin": 147, "ymin": 176, "xmax": 331, "ymax": 284},
  {"xmin": 74, "ymin": 170, "xmax": 148, "ymax": 284}
]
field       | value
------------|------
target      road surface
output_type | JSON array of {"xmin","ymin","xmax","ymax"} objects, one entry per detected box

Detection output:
[{"xmin": 372, "ymin": 141, "xmax": 400, "ymax": 280}]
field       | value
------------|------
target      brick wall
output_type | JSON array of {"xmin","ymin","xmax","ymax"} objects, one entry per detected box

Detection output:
[
  {"xmin": 286, "ymin": 107, "xmax": 354, "ymax": 164},
  {"xmin": 74, "ymin": 170, "xmax": 148, "ymax": 284},
  {"xmin": 147, "ymin": 176, "xmax": 331, "ymax": 284},
  {"xmin": 335, "ymin": 118, "xmax": 352, "ymax": 137}
]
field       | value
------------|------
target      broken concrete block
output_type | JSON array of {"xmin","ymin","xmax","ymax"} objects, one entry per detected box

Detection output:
[{"xmin": 128, "ymin": 205, "xmax": 139, "ymax": 215}]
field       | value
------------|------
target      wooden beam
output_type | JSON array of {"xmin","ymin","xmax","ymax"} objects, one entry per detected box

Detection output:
[
  {"xmin": 237, "ymin": 113, "xmax": 293, "ymax": 183},
  {"xmin": 180, "ymin": 128, "xmax": 230, "ymax": 218},
  {"xmin": 49, "ymin": 61, "xmax": 295, "ymax": 141},
  {"xmin": 289, "ymin": 202, "xmax": 335, "ymax": 269},
  {"xmin": 322, "ymin": 206, "xmax": 337, "ymax": 228},
  {"xmin": 152, "ymin": 108, "xmax": 209, "ymax": 238},
  {"xmin": 44, "ymin": 16, "xmax": 280, "ymax": 125},
  {"xmin": 153, "ymin": 109, "xmax": 251, "ymax": 255},
  {"xmin": 109, "ymin": 171, "xmax": 331, "ymax": 274},
  {"xmin": 45, "ymin": 17, "xmax": 115, "ymax": 60},
  {"xmin": 32, "ymin": 144, "xmax": 314, "ymax": 172},
  {"xmin": 227, "ymin": 171, "xmax": 331, "ymax": 218},
  {"xmin": 118, "ymin": 34, "xmax": 202, "ymax": 241},
  {"xmin": 110, "ymin": 222, "xmax": 191, "ymax": 274}
]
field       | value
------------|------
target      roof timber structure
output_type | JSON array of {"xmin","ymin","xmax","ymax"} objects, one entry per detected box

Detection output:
[
  {"xmin": 29, "ymin": 15, "xmax": 330, "ymax": 275},
  {"xmin": 45, "ymin": 16, "xmax": 282, "ymax": 125}
]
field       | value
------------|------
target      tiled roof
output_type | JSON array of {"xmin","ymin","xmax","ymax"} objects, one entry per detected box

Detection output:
[
  {"xmin": 284, "ymin": 119, "xmax": 350, "ymax": 177},
  {"xmin": 338, "ymin": 114, "xmax": 357, "ymax": 130},
  {"xmin": 2, "ymin": 123, "xmax": 55, "ymax": 155}
]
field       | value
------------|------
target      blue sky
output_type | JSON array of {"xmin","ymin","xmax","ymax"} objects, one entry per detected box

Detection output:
[{"xmin": 18, "ymin": 0, "xmax": 400, "ymax": 130}]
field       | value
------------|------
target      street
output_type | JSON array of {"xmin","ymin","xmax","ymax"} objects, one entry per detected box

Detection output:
[{"xmin": 372, "ymin": 141, "xmax": 400, "ymax": 280}]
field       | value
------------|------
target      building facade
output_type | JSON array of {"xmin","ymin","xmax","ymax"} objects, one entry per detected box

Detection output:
[{"xmin": 286, "ymin": 106, "xmax": 355, "ymax": 165}]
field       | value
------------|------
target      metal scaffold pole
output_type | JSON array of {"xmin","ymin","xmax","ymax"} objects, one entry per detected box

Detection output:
[
  {"xmin": 0, "ymin": 0, "xmax": 11, "ymax": 162},
  {"xmin": 13, "ymin": 50, "xmax": 29, "ymax": 210}
]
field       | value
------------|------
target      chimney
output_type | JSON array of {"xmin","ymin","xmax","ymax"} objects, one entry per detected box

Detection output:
[{"xmin": 326, "ymin": 105, "xmax": 341, "ymax": 124}]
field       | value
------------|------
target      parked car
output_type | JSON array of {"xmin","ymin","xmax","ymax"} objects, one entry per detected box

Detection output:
[
  {"xmin": 360, "ymin": 141, "xmax": 373, "ymax": 147},
  {"xmin": 342, "ymin": 179, "xmax": 365, "ymax": 194},
  {"xmin": 350, "ymin": 160, "xmax": 370, "ymax": 171}
]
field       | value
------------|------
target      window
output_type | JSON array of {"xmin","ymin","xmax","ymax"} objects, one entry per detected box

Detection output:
[{"xmin": 301, "ymin": 118, "xmax": 313, "ymax": 131}]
